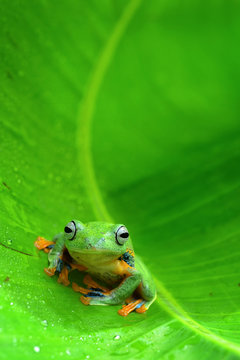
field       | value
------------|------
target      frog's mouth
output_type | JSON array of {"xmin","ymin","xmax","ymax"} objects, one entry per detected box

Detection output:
[
  {"xmin": 70, "ymin": 248, "xmax": 120, "ymax": 255},
  {"xmin": 68, "ymin": 248, "xmax": 121, "ymax": 259},
  {"xmin": 68, "ymin": 249, "xmax": 121, "ymax": 268},
  {"xmin": 71, "ymin": 243, "xmax": 101, "ymax": 252}
]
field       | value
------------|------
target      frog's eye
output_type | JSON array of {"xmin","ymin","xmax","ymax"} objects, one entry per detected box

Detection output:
[
  {"xmin": 116, "ymin": 226, "xmax": 129, "ymax": 245},
  {"xmin": 64, "ymin": 220, "xmax": 76, "ymax": 241}
]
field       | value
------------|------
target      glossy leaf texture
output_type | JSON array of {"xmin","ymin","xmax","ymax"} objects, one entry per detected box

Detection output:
[{"xmin": 1, "ymin": 1, "xmax": 240, "ymax": 359}]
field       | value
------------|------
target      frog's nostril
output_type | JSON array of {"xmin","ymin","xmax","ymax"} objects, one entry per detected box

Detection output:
[
  {"xmin": 84, "ymin": 237, "xmax": 90, "ymax": 246},
  {"xmin": 84, "ymin": 237, "xmax": 93, "ymax": 248}
]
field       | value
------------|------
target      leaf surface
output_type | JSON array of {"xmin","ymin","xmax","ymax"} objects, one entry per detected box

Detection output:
[{"xmin": 1, "ymin": 1, "xmax": 240, "ymax": 359}]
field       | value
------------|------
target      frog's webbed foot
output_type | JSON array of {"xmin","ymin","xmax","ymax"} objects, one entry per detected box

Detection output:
[
  {"xmin": 118, "ymin": 299, "xmax": 147, "ymax": 316},
  {"xmin": 72, "ymin": 275, "xmax": 111, "ymax": 305},
  {"xmin": 34, "ymin": 236, "xmax": 55, "ymax": 253},
  {"xmin": 57, "ymin": 265, "xmax": 70, "ymax": 286},
  {"xmin": 118, "ymin": 290, "xmax": 158, "ymax": 316},
  {"xmin": 45, "ymin": 257, "xmax": 72, "ymax": 285},
  {"xmin": 43, "ymin": 253, "xmax": 64, "ymax": 277}
]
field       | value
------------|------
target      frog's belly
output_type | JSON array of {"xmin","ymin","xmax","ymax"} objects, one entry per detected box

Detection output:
[{"xmin": 69, "ymin": 250, "xmax": 123, "ymax": 285}]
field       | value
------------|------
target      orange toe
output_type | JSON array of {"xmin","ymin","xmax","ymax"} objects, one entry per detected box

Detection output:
[
  {"xmin": 72, "ymin": 282, "xmax": 91, "ymax": 294},
  {"xmin": 44, "ymin": 267, "xmax": 56, "ymax": 276},
  {"xmin": 72, "ymin": 282, "xmax": 82, "ymax": 292},
  {"xmin": 80, "ymin": 295, "xmax": 91, "ymax": 305},
  {"xmin": 118, "ymin": 299, "xmax": 142, "ymax": 316},
  {"xmin": 57, "ymin": 266, "xmax": 70, "ymax": 286},
  {"xmin": 135, "ymin": 304, "xmax": 147, "ymax": 313},
  {"xmin": 125, "ymin": 296, "xmax": 134, "ymax": 304},
  {"xmin": 35, "ymin": 236, "xmax": 54, "ymax": 250},
  {"xmin": 83, "ymin": 274, "xmax": 109, "ymax": 293}
]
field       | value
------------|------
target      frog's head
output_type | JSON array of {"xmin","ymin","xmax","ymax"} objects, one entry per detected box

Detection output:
[{"xmin": 63, "ymin": 220, "xmax": 131, "ymax": 257}]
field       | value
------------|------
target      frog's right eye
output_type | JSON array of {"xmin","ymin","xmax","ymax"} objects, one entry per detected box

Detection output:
[
  {"xmin": 64, "ymin": 220, "xmax": 76, "ymax": 240},
  {"xmin": 116, "ymin": 225, "xmax": 129, "ymax": 245}
]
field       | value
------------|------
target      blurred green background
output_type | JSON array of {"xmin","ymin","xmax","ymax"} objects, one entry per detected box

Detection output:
[{"xmin": 1, "ymin": 0, "xmax": 240, "ymax": 359}]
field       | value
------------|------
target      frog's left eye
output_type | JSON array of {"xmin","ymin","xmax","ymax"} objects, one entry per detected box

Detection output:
[
  {"xmin": 64, "ymin": 220, "xmax": 76, "ymax": 241},
  {"xmin": 116, "ymin": 226, "xmax": 129, "ymax": 245}
]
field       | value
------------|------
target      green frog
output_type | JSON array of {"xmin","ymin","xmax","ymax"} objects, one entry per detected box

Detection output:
[{"xmin": 35, "ymin": 220, "xmax": 156, "ymax": 316}]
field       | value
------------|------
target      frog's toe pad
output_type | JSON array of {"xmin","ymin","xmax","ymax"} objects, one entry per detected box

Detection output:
[
  {"xmin": 44, "ymin": 267, "xmax": 56, "ymax": 277},
  {"xmin": 135, "ymin": 304, "xmax": 147, "ymax": 313}
]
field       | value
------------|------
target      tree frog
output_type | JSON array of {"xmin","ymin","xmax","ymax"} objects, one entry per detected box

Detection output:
[{"xmin": 35, "ymin": 220, "xmax": 156, "ymax": 316}]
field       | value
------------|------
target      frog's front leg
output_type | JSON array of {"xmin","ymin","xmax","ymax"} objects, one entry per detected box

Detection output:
[
  {"xmin": 35, "ymin": 233, "xmax": 86, "ymax": 284},
  {"xmin": 40, "ymin": 233, "xmax": 66, "ymax": 276}
]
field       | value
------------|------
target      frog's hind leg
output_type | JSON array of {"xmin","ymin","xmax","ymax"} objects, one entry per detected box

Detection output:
[
  {"xmin": 72, "ymin": 282, "xmax": 110, "ymax": 306},
  {"xmin": 72, "ymin": 274, "xmax": 111, "ymax": 305},
  {"xmin": 83, "ymin": 274, "xmax": 110, "ymax": 293},
  {"xmin": 134, "ymin": 281, "xmax": 157, "ymax": 314},
  {"xmin": 117, "ymin": 274, "xmax": 157, "ymax": 316}
]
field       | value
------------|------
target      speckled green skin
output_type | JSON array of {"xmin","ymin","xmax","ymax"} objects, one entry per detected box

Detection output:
[{"xmin": 47, "ymin": 221, "xmax": 156, "ymax": 308}]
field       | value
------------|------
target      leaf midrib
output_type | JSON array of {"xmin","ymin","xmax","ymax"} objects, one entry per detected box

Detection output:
[{"xmin": 76, "ymin": 0, "xmax": 142, "ymax": 222}]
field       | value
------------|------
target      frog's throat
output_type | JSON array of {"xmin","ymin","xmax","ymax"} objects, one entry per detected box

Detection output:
[
  {"xmin": 68, "ymin": 249, "xmax": 123, "ymax": 260},
  {"xmin": 68, "ymin": 248, "xmax": 122, "ymax": 254}
]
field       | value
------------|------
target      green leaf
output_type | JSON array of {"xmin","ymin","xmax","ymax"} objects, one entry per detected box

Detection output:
[{"xmin": 1, "ymin": 0, "xmax": 240, "ymax": 359}]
